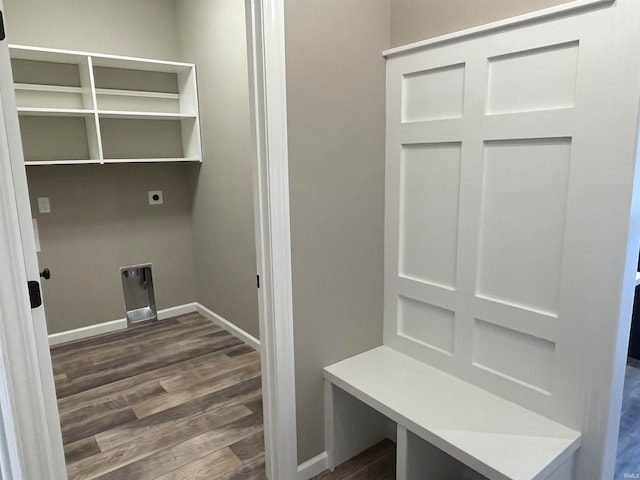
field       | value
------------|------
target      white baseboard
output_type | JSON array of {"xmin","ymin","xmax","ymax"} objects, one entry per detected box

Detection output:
[
  {"xmin": 48, "ymin": 302, "xmax": 259, "ymax": 351},
  {"xmin": 48, "ymin": 318, "xmax": 128, "ymax": 346},
  {"xmin": 195, "ymin": 303, "xmax": 261, "ymax": 351},
  {"xmin": 48, "ymin": 303, "xmax": 198, "ymax": 346},
  {"xmin": 297, "ymin": 451, "xmax": 328, "ymax": 480},
  {"xmin": 157, "ymin": 302, "xmax": 198, "ymax": 320}
]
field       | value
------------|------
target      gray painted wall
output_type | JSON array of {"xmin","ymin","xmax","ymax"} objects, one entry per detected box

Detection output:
[
  {"xmin": 4, "ymin": 0, "xmax": 181, "ymax": 59},
  {"xmin": 28, "ymin": 164, "xmax": 196, "ymax": 334},
  {"xmin": 4, "ymin": 0, "xmax": 197, "ymax": 334},
  {"xmin": 176, "ymin": 0, "xmax": 259, "ymax": 339},
  {"xmin": 285, "ymin": 0, "xmax": 390, "ymax": 463},
  {"xmin": 390, "ymin": 0, "xmax": 573, "ymax": 47}
]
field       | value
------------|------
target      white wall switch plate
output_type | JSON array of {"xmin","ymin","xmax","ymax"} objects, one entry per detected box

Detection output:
[
  {"xmin": 37, "ymin": 197, "xmax": 51, "ymax": 214},
  {"xmin": 148, "ymin": 190, "xmax": 164, "ymax": 205}
]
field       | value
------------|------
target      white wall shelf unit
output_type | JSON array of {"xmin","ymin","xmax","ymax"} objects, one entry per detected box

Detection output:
[{"xmin": 9, "ymin": 44, "xmax": 202, "ymax": 166}]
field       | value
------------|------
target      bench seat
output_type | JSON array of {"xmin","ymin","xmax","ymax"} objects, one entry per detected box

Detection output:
[{"xmin": 323, "ymin": 346, "xmax": 581, "ymax": 480}]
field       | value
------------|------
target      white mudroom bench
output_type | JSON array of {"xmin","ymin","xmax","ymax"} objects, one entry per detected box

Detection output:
[{"xmin": 324, "ymin": 346, "xmax": 581, "ymax": 480}]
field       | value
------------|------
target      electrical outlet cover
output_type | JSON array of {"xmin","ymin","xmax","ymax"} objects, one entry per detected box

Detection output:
[
  {"xmin": 37, "ymin": 197, "xmax": 51, "ymax": 214},
  {"xmin": 148, "ymin": 190, "xmax": 163, "ymax": 205}
]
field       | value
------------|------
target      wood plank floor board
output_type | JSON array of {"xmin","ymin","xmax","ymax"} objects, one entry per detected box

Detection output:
[
  {"xmin": 51, "ymin": 314, "xmax": 202, "ymax": 359},
  {"xmin": 64, "ymin": 328, "xmax": 231, "ymax": 382},
  {"xmin": 57, "ymin": 349, "xmax": 236, "ymax": 414},
  {"xmin": 86, "ymin": 323, "xmax": 224, "ymax": 366},
  {"xmin": 216, "ymin": 457, "xmax": 267, "ymax": 480},
  {"xmin": 229, "ymin": 431, "xmax": 265, "ymax": 464},
  {"xmin": 153, "ymin": 447, "xmax": 243, "ymax": 480},
  {"xmin": 225, "ymin": 345, "xmax": 257, "ymax": 358},
  {"xmin": 64, "ymin": 436, "xmax": 101, "ymax": 465},
  {"xmin": 343, "ymin": 454, "xmax": 395, "ymax": 480},
  {"xmin": 54, "ymin": 372, "xmax": 69, "ymax": 386},
  {"xmin": 51, "ymin": 316, "xmax": 210, "ymax": 365},
  {"xmin": 68, "ymin": 405, "xmax": 252, "ymax": 479},
  {"xmin": 160, "ymin": 351, "xmax": 260, "ymax": 392},
  {"xmin": 57, "ymin": 334, "xmax": 244, "ymax": 398},
  {"xmin": 93, "ymin": 412, "xmax": 264, "ymax": 480},
  {"xmin": 243, "ymin": 396, "xmax": 263, "ymax": 415},
  {"xmin": 95, "ymin": 399, "xmax": 253, "ymax": 452},
  {"xmin": 53, "ymin": 357, "xmax": 93, "ymax": 377},
  {"xmin": 53, "ymin": 314, "xmax": 266, "ymax": 480},
  {"xmin": 128, "ymin": 374, "xmax": 261, "ymax": 425},
  {"xmin": 61, "ymin": 406, "xmax": 138, "ymax": 444},
  {"xmin": 59, "ymin": 381, "xmax": 166, "ymax": 426},
  {"xmin": 134, "ymin": 362, "xmax": 262, "ymax": 417},
  {"xmin": 53, "ymin": 316, "xmax": 214, "ymax": 372},
  {"xmin": 312, "ymin": 440, "xmax": 396, "ymax": 480}
]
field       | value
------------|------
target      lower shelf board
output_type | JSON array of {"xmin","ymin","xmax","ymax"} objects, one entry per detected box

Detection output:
[{"xmin": 25, "ymin": 157, "xmax": 201, "ymax": 166}]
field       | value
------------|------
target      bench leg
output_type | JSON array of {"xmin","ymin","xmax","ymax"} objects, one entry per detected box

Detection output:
[{"xmin": 324, "ymin": 380, "xmax": 390, "ymax": 470}]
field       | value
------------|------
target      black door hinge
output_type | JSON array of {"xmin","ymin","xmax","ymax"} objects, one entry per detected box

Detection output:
[
  {"xmin": 28, "ymin": 281, "xmax": 42, "ymax": 309},
  {"xmin": 256, "ymin": 275, "xmax": 260, "ymax": 289},
  {"xmin": 0, "ymin": 11, "xmax": 5, "ymax": 41}
]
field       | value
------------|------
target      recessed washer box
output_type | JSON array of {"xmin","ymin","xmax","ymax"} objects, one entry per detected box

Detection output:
[{"xmin": 121, "ymin": 263, "xmax": 157, "ymax": 326}]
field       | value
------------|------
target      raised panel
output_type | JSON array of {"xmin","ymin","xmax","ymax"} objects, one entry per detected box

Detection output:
[
  {"xmin": 398, "ymin": 296, "xmax": 455, "ymax": 355},
  {"xmin": 477, "ymin": 138, "xmax": 571, "ymax": 315},
  {"xmin": 399, "ymin": 143, "xmax": 461, "ymax": 288},
  {"xmin": 473, "ymin": 319, "xmax": 555, "ymax": 393},
  {"xmin": 401, "ymin": 64, "xmax": 465, "ymax": 122},
  {"xmin": 487, "ymin": 42, "xmax": 579, "ymax": 114}
]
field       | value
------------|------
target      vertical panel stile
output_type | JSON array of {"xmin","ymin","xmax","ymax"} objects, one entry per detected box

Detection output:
[
  {"xmin": 452, "ymin": 56, "xmax": 489, "ymax": 374},
  {"xmin": 85, "ymin": 56, "xmax": 103, "ymax": 163},
  {"xmin": 550, "ymin": 11, "xmax": 615, "ymax": 430},
  {"xmin": 177, "ymin": 67, "xmax": 202, "ymax": 161},
  {"xmin": 383, "ymin": 59, "xmax": 404, "ymax": 348}
]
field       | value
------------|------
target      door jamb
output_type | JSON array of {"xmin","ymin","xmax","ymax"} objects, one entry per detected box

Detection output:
[
  {"xmin": 0, "ymin": 0, "xmax": 67, "ymax": 474},
  {"xmin": 246, "ymin": 0, "xmax": 299, "ymax": 478}
]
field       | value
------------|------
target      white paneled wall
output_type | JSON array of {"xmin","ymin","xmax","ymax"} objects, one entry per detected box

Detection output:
[{"xmin": 383, "ymin": 3, "xmax": 615, "ymax": 429}]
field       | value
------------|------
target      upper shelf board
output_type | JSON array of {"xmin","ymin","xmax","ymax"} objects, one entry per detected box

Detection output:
[{"xmin": 9, "ymin": 44, "xmax": 195, "ymax": 73}]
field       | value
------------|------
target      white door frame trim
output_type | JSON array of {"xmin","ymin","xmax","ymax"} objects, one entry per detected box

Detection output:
[
  {"xmin": 0, "ymin": 0, "xmax": 67, "ymax": 475},
  {"xmin": 246, "ymin": 1, "xmax": 299, "ymax": 478},
  {"xmin": 0, "ymin": 0, "xmax": 299, "ymax": 479}
]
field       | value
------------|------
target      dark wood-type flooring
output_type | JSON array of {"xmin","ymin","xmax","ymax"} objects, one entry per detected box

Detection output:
[
  {"xmin": 56, "ymin": 315, "xmax": 640, "ymax": 479},
  {"xmin": 616, "ymin": 357, "xmax": 640, "ymax": 478},
  {"xmin": 51, "ymin": 312, "xmax": 266, "ymax": 480},
  {"xmin": 311, "ymin": 440, "xmax": 396, "ymax": 480}
]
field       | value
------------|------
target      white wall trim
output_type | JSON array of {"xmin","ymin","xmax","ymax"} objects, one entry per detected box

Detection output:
[
  {"xmin": 246, "ymin": 0, "xmax": 299, "ymax": 478},
  {"xmin": 296, "ymin": 452, "xmax": 328, "ymax": 480},
  {"xmin": 48, "ymin": 319, "xmax": 127, "ymax": 347},
  {"xmin": 382, "ymin": 0, "xmax": 613, "ymax": 57},
  {"xmin": 0, "ymin": 3, "xmax": 68, "ymax": 476},
  {"xmin": 47, "ymin": 302, "xmax": 262, "ymax": 353},
  {"xmin": 157, "ymin": 302, "xmax": 198, "ymax": 320},
  {"xmin": 48, "ymin": 302, "xmax": 198, "ymax": 346},
  {"xmin": 196, "ymin": 303, "xmax": 260, "ymax": 351}
]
